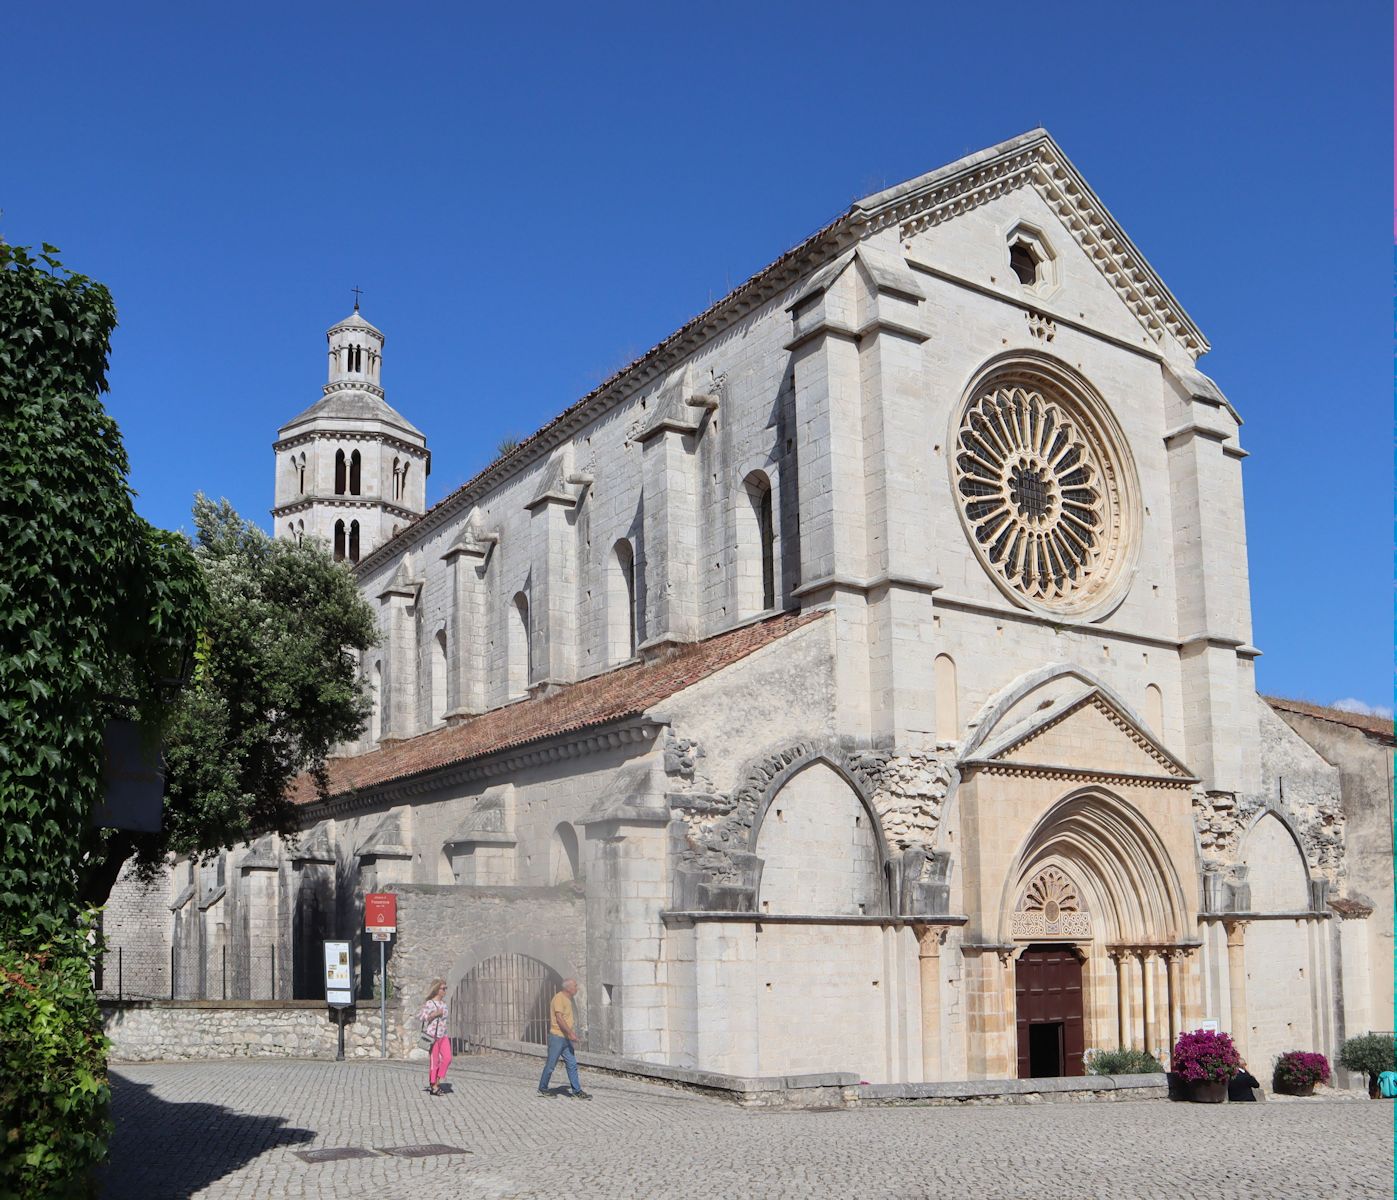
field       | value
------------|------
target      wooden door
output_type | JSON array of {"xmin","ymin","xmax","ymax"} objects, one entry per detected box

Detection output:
[{"xmin": 1015, "ymin": 944, "xmax": 1085, "ymax": 1078}]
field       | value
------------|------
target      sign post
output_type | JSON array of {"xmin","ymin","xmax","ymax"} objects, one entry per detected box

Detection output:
[
  {"xmin": 364, "ymin": 893, "xmax": 397, "ymax": 1059},
  {"xmin": 323, "ymin": 939, "xmax": 353, "ymax": 1061}
]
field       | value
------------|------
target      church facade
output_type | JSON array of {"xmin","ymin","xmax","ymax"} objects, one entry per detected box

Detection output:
[{"xmin": 136, "ymin": 129, "xmax": 1388, "ymax": 1085}]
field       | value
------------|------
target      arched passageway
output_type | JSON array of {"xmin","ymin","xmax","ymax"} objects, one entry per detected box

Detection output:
[{"xmin": 448, "ymin": 953, "xmax": 563, "ymax": 1054}]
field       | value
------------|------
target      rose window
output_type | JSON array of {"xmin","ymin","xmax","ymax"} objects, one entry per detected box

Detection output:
[{"xmin": 954, "ymin": 374, "xmax": 1126, "ymax": 612}]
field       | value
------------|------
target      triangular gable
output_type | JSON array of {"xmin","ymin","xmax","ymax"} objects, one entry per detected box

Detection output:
[
  {"xmin": 967, "ymin": 687, "xmax": 1194, "ymax": 782},
  {"xmin": 852, "ymin": 129, "xmax": 1207, "ymax": 358}
]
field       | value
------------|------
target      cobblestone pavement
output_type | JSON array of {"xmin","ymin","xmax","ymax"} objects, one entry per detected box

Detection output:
[{"xmin": 103, "ymin": 1056, "xmax": 1392, "ymax": 1200}]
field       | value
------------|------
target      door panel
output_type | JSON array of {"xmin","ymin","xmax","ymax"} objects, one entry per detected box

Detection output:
[{"xmin": 1015, "ymin": 944, "xmax": 1084, "ymax": 1078}]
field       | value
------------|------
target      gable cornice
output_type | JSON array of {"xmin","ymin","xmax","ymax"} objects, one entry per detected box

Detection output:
[
  {"xmin": 970, "ymin": 688, "xmax": 1196, "ymax": 782},
  {"xmin": 355, "ymin": 129, "xmax": 1205, "ymax": 577},
  {"xmin": 854, "ymin": 130, "xmax": 1208, "ymax": 359}
]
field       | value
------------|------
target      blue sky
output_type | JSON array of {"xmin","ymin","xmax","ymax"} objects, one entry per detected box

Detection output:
[{"xmin": 3, "ymin": 2, "xmax": 1390, "ymax": 712}]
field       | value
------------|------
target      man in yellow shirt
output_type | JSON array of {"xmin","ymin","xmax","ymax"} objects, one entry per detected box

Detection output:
[{"xmin": 538, "ymin": 978, "xmax": 591, "ymax": 1099}]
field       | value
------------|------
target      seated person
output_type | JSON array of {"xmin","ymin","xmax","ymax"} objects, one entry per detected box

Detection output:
[{"xmin": 1228, "ymin": 1059, "xmax": 1263, "ymax": 1101}]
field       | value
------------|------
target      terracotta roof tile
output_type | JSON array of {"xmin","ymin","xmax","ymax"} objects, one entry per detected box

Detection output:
[
  {"xmin": 292, "ymin": 610, "xmax": 826, "ymax": 805},
  {"xmin": 1329, "ymin": 896, "xmax": 1375, "ymax": 918},
  {"xmin": 1265, "ymin": 696, "xmax": 1395, "ymax": 743}
]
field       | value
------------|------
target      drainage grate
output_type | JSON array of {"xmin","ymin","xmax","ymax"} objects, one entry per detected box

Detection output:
[
  {"xmin": 378, "ymin": 1144, "xmax": 472, "ymax": 1159},
  {"xmin": 294, "ymin": 1147, "xmax": 379, "ymax": 1164}
]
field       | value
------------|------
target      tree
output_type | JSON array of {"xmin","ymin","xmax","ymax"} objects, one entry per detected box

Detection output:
[
  {"xmin": 77, "ymin": 497, "xmax": 377, "ymax": 906},
  {"xmin": 0, "ymin": 242, "xmax": 204, "ymax": 1198}
]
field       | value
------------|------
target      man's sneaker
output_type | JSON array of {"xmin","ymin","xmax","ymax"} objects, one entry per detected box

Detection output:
[
  {"xmin": 571, "ymin": 1089, "xmax": 593, "ymax": 1100},
  {"xmin": 537, "ymin": 1088, "xmax": 558, "ymax": 1097}
]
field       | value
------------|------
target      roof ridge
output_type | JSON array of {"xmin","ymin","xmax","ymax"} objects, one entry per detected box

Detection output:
[{"xmin": 355, "ymin": 127, "xmax": 1206, "ymax": 577}]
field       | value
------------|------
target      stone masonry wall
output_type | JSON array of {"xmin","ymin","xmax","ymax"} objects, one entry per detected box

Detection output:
[
  {"xmin": 102, "ymin": 1001, "xmax": 384, "ymax": 1062},
  {"xmin": 384, "ymin": 883, "xmax": 587, "ymax": 1055}
]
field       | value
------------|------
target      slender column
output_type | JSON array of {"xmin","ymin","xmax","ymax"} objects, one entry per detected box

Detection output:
[
  {"xmin": 1111, "ymin": 951, "xmax": 1128, "ymax": 1049},
  {"xmin": 1140, "ymin": 950, "xmax": 1158, "ymax": 1057},
  {"xmin": 914, "ymin": 925, "xmax": 944, "ymax": 1081},
  {"xmin": 998, "ymin": 949, "xmax": 1018, "ymax": 1079},
  {"xmin": 1126, "ymin": 950, "xmax": 1142, "ymax": 1047},
  {"xmin": 1165, "ymin": 950, "xmax": 1181, "ymax": 1062},
  {"xmin": 1224, "ymin": 921, "xmax": 1250, "ymax": 1058}
]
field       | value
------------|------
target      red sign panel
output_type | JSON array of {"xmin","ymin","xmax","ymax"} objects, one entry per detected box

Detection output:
[{"xmin": 364, "ymin": 892, "xmax": 397, "ymax": 933}]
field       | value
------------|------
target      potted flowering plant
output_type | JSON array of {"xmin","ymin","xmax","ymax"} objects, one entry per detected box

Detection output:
[
  {"xmin": 1273, "ymin": 1051, "xmax": 1330, "ymax": 1097},
  {"xmin": 1338, "ymin": 1032, "xmax": 1397, "ymax": 1098},
  {"xmin": 1171, "ymin": 1029, "xmax": 1241, "ymax": 1102}
]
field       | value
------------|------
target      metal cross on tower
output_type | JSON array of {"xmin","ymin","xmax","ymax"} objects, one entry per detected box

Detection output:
[{"xmin": 351, "ymin": 285, "xmax": 363, "ymax": 311}]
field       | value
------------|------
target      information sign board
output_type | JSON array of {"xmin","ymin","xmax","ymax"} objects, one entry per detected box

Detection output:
[
  {"xmin": 323, "ymin": 939, "xmax": 353, "ymax": 1007},
  {"xmin": 364, "ymin": 892, "xmax": 397, "ymax": 933}
]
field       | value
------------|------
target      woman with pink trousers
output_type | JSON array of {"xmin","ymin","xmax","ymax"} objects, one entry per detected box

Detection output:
[{"xmin": 417, "ymin": 979, "xmax": 451, "ymax": 1096}]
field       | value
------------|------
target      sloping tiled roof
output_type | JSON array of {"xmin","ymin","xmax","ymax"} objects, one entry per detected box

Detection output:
[
  {"xmin": 291, "ymin": 610, "xmax": 826, "ymax": 806},
  {"xmin": 1265, "ymin": 696, "xmax": 1395, "ymax": 743}
]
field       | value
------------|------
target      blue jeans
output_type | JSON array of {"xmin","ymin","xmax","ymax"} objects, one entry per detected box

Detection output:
[{"xmin": 539, "ymin": 1034, "xmax": 581, "ymax": 1093}]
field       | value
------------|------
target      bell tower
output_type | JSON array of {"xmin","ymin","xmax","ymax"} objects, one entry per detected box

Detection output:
[{"xmin": 272, "ymin": 302, "xmax": 430, "ymax": 563}]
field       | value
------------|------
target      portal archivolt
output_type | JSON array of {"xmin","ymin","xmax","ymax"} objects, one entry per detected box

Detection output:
[{"xmin": 1000, "ymin": 790, "xmax": 1186, "ymax": 945}]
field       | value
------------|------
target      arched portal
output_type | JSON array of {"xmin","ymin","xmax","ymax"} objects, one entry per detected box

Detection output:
[
  {"xmin": 448, "ymin": 953, "xmax": 563, "ymax": 1054},
  {"xmin": 1000, "ymin": 790, "xmax": 1189, "ymax": 1075},
  {"xmin": 1000, "ymin": 790, "xmax": 1186, "ymax": 947}
]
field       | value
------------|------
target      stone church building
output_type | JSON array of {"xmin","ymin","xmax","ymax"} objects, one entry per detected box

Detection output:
[{"xmin": 120, "ymin": 129, "xmax": 1390, "ymax": 1085}]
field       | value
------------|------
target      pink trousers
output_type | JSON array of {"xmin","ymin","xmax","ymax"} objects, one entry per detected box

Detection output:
[{"xmin": 429, "ymin": 1036, "xmax": 452, "ymax": 1086}]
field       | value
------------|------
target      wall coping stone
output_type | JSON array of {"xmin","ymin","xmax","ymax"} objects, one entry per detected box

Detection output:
[
  {"xmin": 100, "ymin": 999, "xmax": 333, "ymax": 1012},
  {"xmin": 484, "ymin": 1039, "xmax": 858, "ymax": 1102},
  {"xmin": 661, "ymin": 912, "xmax": 970, "ymax": 928},
  {"xmin": 485, "ymin": 1040, "xmax": 1167, "ymax": 1108},
  {"xmin": 861, "ymin": 1073, "xmax": 1167, "ymax": 1102}
]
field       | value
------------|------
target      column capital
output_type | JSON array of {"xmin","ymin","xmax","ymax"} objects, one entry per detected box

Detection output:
[
  {"xmin": 1223, "ymin": 919, "xmax": 1250, "ymax": 946},
  {"xmin": 913, "ymin": 924, "xmax": 947, "ymax": 955}
]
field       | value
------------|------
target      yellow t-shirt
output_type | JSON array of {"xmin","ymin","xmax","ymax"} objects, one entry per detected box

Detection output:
[{"xmin": 549, "ymin": 991, "xmax": 575, "ymax": 1038}]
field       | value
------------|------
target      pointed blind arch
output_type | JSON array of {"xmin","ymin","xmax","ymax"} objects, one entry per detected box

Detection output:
[
  {"xmin": 739, "ymin": 470, "xmax": 776, "ymax": 616},
  {"xmin": 431, "ymin": 628, "xmax": 448, "ymax": 724},
  {"xmin": 508, "ymin": 592, "xmax": 531, "ymax": 698},
  {"xmin": 608, "ymin": 539, "xmax": 638, "ymax": 663}
]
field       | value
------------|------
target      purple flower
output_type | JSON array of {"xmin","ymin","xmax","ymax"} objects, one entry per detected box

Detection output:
[
  {"xmin": 1171, "ymin": 1029, "xmax": 1242, "ymax": 1083},
  {"xmin": 1274, "ymin": 1051, "xmax": 1330, "ymax": 1089}
]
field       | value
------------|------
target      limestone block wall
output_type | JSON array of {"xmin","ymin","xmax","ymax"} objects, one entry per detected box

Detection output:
[
  {"xmin": 102, "ymin": 1000, "xmax": 384, "ymax": 1062},
  {"xmin": 385, "ymin": 882, "xmax": 587, "ymax": 1056},
  {"xmin": 99, "ymin": 863, "xmax": 173, "ymax": 999},
  {"xmin": 1242, "ymin": 919, "xmax": 1319, "ymax": 1071},
  {"xmin": 753, "ymin": 924, "xmax": 918, "ymax": 1083},
  {"xmin": 665, "ymin": 920, "xmax": 919, "ymax": 1084},
  {"xmin": 1268, "ymin": 703, "xmax": 1394, "ymax": 1033},
  {"xmin": 348, "ymin": 277, "xmax": 803, "ymax": 754}
]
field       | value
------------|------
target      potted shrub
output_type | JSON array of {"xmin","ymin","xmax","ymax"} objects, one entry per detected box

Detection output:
[
  {"xmin": 1338, "ymin": 1032, "xmax": 1397, "ymax": 1098},
  {"xmin": 1273, "ymin": 1051, "xmax": 1330, "ymax": 1097},
  {"xmin": 1171, "ymin": 1029, "xmax": 1241, "ymax": 1102}
]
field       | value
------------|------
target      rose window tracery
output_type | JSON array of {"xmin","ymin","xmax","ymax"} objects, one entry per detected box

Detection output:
[{"xmin": 953, "ymin": 372, "xmax": 1129, "ymax": 614}]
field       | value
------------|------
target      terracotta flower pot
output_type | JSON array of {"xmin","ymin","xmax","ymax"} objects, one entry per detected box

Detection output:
[
  {"xmin": 1186, "ymin": 1079, "xmax": 1228, "ymax": 1103},
  {"xmin": 1276, "ymin": 1080, "xmax": 1316, "ymax": 1098}
]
